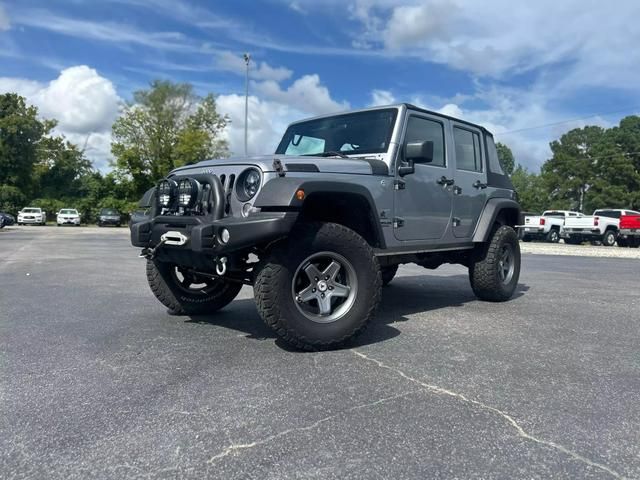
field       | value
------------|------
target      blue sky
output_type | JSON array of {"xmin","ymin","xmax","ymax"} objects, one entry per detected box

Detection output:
[{"xmin": 2, "ymin": 0, "xmax": 640, "ymax": 171}]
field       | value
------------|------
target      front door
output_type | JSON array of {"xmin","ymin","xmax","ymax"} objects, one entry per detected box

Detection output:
[
  {"xmin": 394, "ymin": 114, "xmax": 453, "ymax": 241},
  {"xmin": 451, "ymin": 124, "xmax": 488, "ymax": 238}
]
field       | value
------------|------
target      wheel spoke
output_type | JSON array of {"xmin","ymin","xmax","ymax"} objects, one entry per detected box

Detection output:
[
  {"xmin": 317, "ymin": 294, "xmax": 332, "ymax": 315},
  {"xmin": 331, "ymin": 282, "xmax": 350, "ymax": 298},
  {"xmin": 323, "ymin": 260, "xmax": 341, "ymax": 281},
  {"xmin": 304, "ymin": 264, "xmax": 323, "ymax": 283},
  {"xmin": 297, "ymin": 285, "xmax": 316, "ymax": 303}
]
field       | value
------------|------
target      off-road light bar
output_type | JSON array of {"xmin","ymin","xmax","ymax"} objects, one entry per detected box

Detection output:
[
  {"xmin": 177, "ymin": 177, "xmax": 200, "ymax": 208},
  {"xmin": 158, "ymin": 179, "xmax": 178, "ymax": 207}
]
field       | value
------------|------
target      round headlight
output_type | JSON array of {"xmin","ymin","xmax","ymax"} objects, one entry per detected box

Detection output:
[
  {"xmin": 157, "ymin": 179, "xmax": 177, "ymax": 207},
  {"xmin": 238, "ymin": 168, "xmax": 261, "ymax": 201},
  {"xmin": 177, "ymin": 178, "xmax": 200, "ymax": 208}
]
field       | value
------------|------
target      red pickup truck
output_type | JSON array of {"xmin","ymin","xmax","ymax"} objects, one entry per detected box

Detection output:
[{"xmin": 618, "ymin": 214, "xmax": 640, "ymax": 248}]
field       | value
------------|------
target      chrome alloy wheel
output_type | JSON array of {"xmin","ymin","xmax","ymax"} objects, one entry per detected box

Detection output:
[
  {"xmin": 291, "ymin": 251, "xmax": 358, "ymax": 324},
  {"xmin": 498, "ymin": 244, "xmax": 515, "ymax": 284}
]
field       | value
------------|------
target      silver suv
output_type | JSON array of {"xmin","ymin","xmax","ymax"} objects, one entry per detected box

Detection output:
[{"xmin": 131, "ymin": 104, "xmax": 522, "ymax": 350}]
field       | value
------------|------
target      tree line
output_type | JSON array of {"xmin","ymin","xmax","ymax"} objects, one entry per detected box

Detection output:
[
  {"xmin": 1, "ymin": 79, "xmax": 640, "ymax": 220},
  {"xmin": 0, "ymin": 81, "xmax": 229, "ymax": 222}
]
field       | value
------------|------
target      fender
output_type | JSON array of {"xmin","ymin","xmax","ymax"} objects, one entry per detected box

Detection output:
[
  {"xmin": 472, "ymin": 197, "xmax": 522, "ymax": 243},
  {"xmin": 254, "ymin": 178, "xmax": 386, "ymax": 248}
]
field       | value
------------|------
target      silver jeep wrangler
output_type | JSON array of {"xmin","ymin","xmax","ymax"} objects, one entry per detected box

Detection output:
[{"xmin": 131, "ymin": 104, "xmax": 522, "ymax": 350}]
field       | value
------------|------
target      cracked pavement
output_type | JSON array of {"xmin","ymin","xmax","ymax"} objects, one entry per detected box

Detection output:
[{"xmin": 1, "ymin": 226, "xmax": 639, "ymax": 479}]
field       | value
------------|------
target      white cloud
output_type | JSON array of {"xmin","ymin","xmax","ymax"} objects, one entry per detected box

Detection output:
[
  {"xmin": 215, "ymin": 52, "xmax": 293, "ymax": 82},
  {"xmin": 0, "ymin": 66, "xmax": 122, "ymax": 171},
  {"xmin": 369, "ymin": 89, "xmax": 396, "ymax": 106},
  {"xmin": 255, "ymin": 74, "xmax": 349, "ymax": 116},
  {"xmin": 0, "ymin": 4, "xmax": 10, "ymax": 31}
]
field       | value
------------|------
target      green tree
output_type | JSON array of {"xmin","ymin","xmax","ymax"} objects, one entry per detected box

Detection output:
[
  {"xmin": 34, "ymin": 136, "xmax": 93, "ymax": 198},
  {"xmin": 0, "ymin": 93, "xmax": 55, "ymax": 196},
  {"xmin": 112, "ymin": 80, "xmax": 229, "ymax": 196},
  {"xmin": 496, "ymin": 142, "xmax": 515, "ymax": 175},
  {"xmin": 511, "ymin": 165, "xmax": 547, "ymax": 213}
]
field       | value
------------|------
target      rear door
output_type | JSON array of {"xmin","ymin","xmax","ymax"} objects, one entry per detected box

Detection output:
[
  {"xmin": 451, "ymin": 124, "xmax": 488, "ymax": 238},
  {"xmin": 393, "ymin": 113, "xmax": 453, "ymax": 241}
]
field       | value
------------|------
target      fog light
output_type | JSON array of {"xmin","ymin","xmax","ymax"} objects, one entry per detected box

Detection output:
[
  {"xmin": 177, "ymin": 178, "xmax": 200, "ymax": 208},
  {"xmin": 158, "ymin": 179, "xmax": 178, "ymax": 207},
  {"xmin": 220, "ymin": 228, "xmax": 230, "ymax": 244}
]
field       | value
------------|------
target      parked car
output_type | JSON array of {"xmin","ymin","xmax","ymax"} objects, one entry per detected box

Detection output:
[
  {"xmin": 562, "ymin": 209, "xmax": 640, "ymax": 246},
  {"xmin": 0, "ymin": 211, "xmax": 16, "ymax": 229},
  {"xmin": 518, "ymin": 210, "xmax": 582, "ymax": 243},
  {"xmin": 17, "ymin": 207, "xmax": 46, "ymax": 225},
  {"xmin": 131, "ymin": 103, "xmax": 522, "ymax": 350},
  {"xmin": 618, "ymin": 213, "xmax": 640, "ymax": 248},
  {"xmin": 129, "ymin": 208, "xmax": 149, "ymax": 227},
  {"xmin": 56, "ymin": 208, "xmax": 81, "ymax": 226},
  {"xmin": 97, "ymin": 208, "xmax": 122, "ymax": 227}
]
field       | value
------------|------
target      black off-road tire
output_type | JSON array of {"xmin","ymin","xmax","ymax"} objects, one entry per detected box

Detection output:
[
  {"xmin": 630, "ymin": 238, "xmax": 640, "ymax": 248},
  {"xmin": 521, "ymin": 235, "xmax": 532, "ymax": 242},
  {"xmin": 602, "ymin": 230, "xmax": 617, "ymax": 247},
  {"xmin": 564, "ymin": 236, "xmax": 581, "ymax": 245},
  {"xmin": 254, "ymin": 222, "xmax": 381, "ymax": 351},
  {"xmin": 469, "ymin": 225, "xmax": 521, "ymax": 302},
  {"xmin": 381, "ymin": 265, "xmax": 399, "ymax": 286},
  {"xmin": 546, "ymin": 228, "xmax": 560, "ymax": 243},
  {"xmin": 145, "ymin": 259, "xmax": 242, "ymax": 315},
  {"xmin": 617, "ymin": 237, "xmax": 628, "ymax": 248}
]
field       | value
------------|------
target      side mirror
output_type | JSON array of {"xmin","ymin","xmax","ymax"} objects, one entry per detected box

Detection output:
[{"xmin": 405, "ymin": 140, "xmax": 434, "ymax": 163}]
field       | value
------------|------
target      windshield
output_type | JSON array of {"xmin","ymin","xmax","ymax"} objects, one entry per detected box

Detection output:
[
  {"xmin": 100, "ymin": 209, "xmax": 118, "ymax": 215},
  {"xmin": 22, "ymin": 208, "xmax": 40, "ymax": 213},
  {"xmin": 60, "ymin": 209, "xmax": 77, "ymax": 215},
  {"xmin": 275, "ymin": 108, "xmax": 398, "ymax": 157}
]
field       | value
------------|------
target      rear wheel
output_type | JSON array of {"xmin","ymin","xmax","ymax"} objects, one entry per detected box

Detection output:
[
  {"xmin": 521, "ymin": 235, "xmax": 532, "ymax": 242},
  {"xmin": 546, "ymin": 229, "xmax": 560, "ymax": 243},
  {"xmin": 146, "ymin": 260, "xmax": 242, "ymax": 315},
  {"xmin": 617, "ymin": 237, "xmax": 628, "ymax": 248},
  {"xmin": 254, "ymin": 222, "xmax": 381, "ymax": 350},
  {"xmin": 469, "ymin": 225, "xmax": 521, "ymax": 302},
  {"xmin": 602, "ymin": 230, "xmax": 617, "ymax": 247}
]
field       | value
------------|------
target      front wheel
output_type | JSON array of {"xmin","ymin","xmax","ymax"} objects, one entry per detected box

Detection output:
[
  {"xmin": 469, "ymin": 225, "xmax": 521, "ymax": 302},
  {"xmin": 146, "ymin": 260, "xmax": 242, "ymax": 315},
  {"xmin": 254, "ymin": 222, "xmax": 381, "ymax": 350}
]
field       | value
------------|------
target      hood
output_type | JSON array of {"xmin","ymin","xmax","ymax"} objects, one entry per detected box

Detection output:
[{"xmin": 171, "ymin": 154, "xmax": 388, "ymax": 176}]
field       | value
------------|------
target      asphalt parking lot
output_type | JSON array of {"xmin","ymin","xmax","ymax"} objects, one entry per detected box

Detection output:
[{"xmin": 1, "ymin": 226, "xmax": 639, "ymax": 479}]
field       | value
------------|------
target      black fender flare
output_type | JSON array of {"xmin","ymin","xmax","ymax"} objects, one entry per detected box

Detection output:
[
  {"xmin": 254, "ymin": 178, "xmax": 386, "ymax": 248},
  {"xmin": 472, "ymin": 198, "xmax": 522, "ymax": 242}
]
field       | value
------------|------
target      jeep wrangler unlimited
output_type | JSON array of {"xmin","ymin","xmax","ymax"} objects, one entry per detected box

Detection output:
[{"xmin": 131, "ymin": 104, "xmax": 522, "ymax": 350}]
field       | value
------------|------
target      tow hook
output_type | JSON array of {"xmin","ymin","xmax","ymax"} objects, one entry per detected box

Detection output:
[
  {"xmin": 215, "ymin": 257, "xmax": 228, "ymax": 276},
  {"xmin": 139, "ymin": 239, "xmax": 166, "ymax": 260}
]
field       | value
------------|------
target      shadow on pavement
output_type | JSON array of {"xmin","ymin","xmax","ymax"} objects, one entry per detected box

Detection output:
[{"xmin": 187, "ymin": 273, "xmax": 529, "ymax": 351}]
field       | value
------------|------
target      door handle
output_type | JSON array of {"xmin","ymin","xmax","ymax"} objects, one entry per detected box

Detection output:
[
  {"xmin": 473, "ymin": 180, "xmax": 488, "ymax": 189},
  {"xmin": 453, "ymin": 186, "xmax": 462, "ymax": 195},
  {"xmin": 437, "ymin": 176, "xmax": 455, "ymax": 186}
]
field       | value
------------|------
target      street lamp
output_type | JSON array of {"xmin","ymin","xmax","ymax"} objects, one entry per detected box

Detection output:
[{"xmin": 243, "ymin": 53, "xmax": 251, "ymax": 157}]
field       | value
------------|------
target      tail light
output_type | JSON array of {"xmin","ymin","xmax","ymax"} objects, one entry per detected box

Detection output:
[
  {"xmin": 594, "ymin": 217, "xmax": 599, "ymax": 226},
  {"xmin": 540, "ymin": 218, "xmax": 546, "ymax": 226}
]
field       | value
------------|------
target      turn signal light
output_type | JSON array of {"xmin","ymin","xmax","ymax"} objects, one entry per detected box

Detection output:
[
  {"xmin": 540, "ymin": 218, "xmax": 546, "ymax": 226},
  {"xmin": 295, "ymin": 189, "xmax": 305, "ymax": 201},
  {"xmin": 594, "ymin": 217, "xmax": 599, "ymax": 226}
]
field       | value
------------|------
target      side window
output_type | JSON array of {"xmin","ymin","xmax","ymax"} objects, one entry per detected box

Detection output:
[
  {"xmin": 453, "ymin": 127, "xmax": 482, "ymax": 172},
  {"xmin": 485, "ymin": 134, "xmax": 505, "ymax": 175},
  {"xmin": 404, "ymin": 116, "xmax": 445, "ymax": 167}
]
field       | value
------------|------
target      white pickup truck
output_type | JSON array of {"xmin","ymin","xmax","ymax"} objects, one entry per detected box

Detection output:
[
  {"xmin": 17, "ymin": 207, "xmax": 47, "ymax": 225},
  {"xmin": 562, "ymin": 209, "xmax": 640, "ymax": 246},
  {"xmin": 519, "ymin": 210, "xmax": 582, "ymax": 243}
]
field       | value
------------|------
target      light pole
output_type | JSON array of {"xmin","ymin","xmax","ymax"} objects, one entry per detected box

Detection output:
[{"xmin": 243, "ymin": 53, "xmax": 251, "ymax": 157}]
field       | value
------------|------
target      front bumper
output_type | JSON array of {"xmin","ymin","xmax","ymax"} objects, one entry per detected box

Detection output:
[
  {"xmin": 130, "ymin": 211, "xmax": 298, "ymax": 254},
  {"xmin": 99, "ymin": 217, "xmax": 121, "ymax": 225},
  {"xmin": 58, "ymin": 218, "xmax": 80, "ymax": 225},
  {"xmin": 19, "ymin": 217, "xmax": 43, "ymax": 224}
]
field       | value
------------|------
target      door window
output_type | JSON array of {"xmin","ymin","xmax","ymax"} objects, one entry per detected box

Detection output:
[
  {"xmin": 404, "ymin": 116, "xmax": 445, "ymax": 167},
  {"xmin": 454, "ymin": 127, "xmax": 482, "ymax": 172}
]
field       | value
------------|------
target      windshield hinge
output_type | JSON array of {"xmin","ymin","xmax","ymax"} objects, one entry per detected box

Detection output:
[
  {"xmin": 393, "ymin": 217, "xmax": 405, "ymax": 228},
  {"xmin": 273, "ymin": 158, "xmax": 286, "ymax": 177},
  {"xmin": 394, "ymin": 179, "xmax": 406, "ymax": 190}
]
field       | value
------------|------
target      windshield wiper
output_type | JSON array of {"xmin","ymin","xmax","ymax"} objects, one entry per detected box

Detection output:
[{"xmin": 315, "ymin": 151, "xmax": 350, "ymax": 159}]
